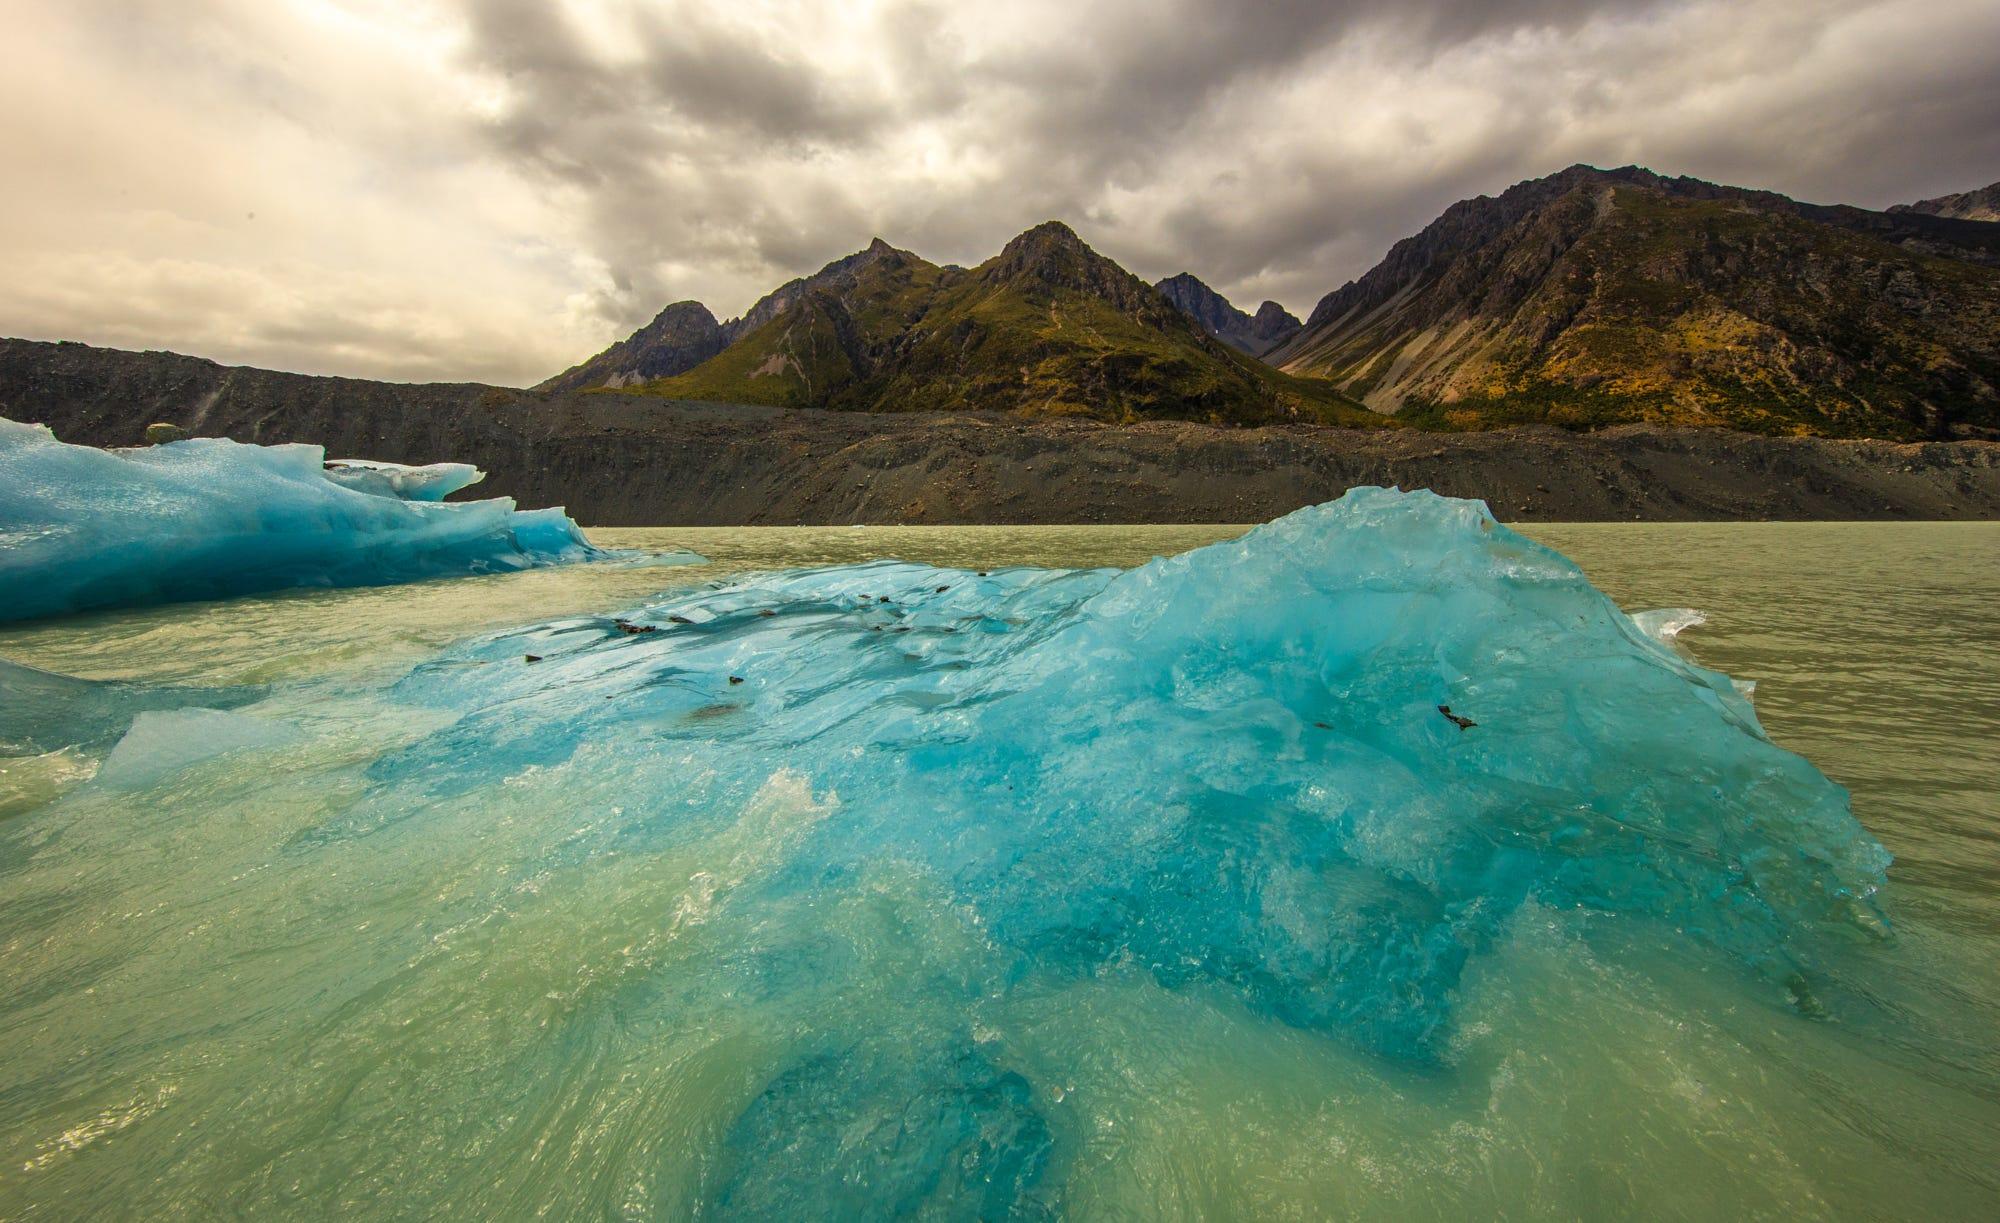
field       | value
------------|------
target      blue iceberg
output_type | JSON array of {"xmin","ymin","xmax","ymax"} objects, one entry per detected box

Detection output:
[
  {"xmin": 0, "ymin": 419, "xmax": 622, "ymax": 621},
  {"xmin": 318, "ymin": 487, "xmax": 1887, "ymax": 1212}
]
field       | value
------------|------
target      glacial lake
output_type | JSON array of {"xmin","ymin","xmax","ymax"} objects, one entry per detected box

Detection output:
[{"xmin": 2, "ymin": 520, "xmax": 1996, "ymax": 1217}]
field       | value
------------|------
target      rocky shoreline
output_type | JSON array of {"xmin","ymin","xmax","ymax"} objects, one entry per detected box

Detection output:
[{"xmin": 5, "ymin": 338, "xmax": 1998, "ymax": 525}]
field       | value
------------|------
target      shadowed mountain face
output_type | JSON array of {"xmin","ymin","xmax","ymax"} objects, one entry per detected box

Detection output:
[
  {"xmin": 1269, "ymin": 165, "xmax": 2000, "ymax": 438},
  {"xmin": 1250, "ymin": 301, "xmax": 1305, "ymax": 351},
  {"xmin": 535, "ymin": 301, "xmax": 727, "ymax": 392},
  {"xmin": 1155, "ymin": 274, "xmax": 1302, "ymax": 357},
  {"xmin": 1892, "ymin": 181, "xmax": 2000, "ymax": 223},
  {"xmin": 639, "ymin": 223, "xmax": 1380, "ymax": 427},
  {"xmin": 537, "ymin": 242, "xmax": 916, "ymax": 393}
]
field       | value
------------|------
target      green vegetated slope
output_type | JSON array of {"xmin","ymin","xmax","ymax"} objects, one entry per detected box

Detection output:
[
  {"xmin": 640, "ymin": 224, "xmax": 1387, "ymax": 428},
  {"xmin": 1270, "ymin": 166, "xmax": 2000, "ymax": 438}
]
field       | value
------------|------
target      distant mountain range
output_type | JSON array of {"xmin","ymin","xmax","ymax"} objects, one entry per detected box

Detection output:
[
  {"xmin": 543, "ymin": 165, "xmax": 2000, "ymax": 438},
  {"xmin": 547, "ymin": 224, "xmax": 1379, "ymax": 426},
  {"xmin": 1892, "ymin": 180, "xmax": 2000, "ymax": 223},
  {"xmin": 536, "ymin": 242, "xmax": 927, "ymax": 393}
]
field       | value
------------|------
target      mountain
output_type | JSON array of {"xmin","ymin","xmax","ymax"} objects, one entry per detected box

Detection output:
[
  {"xmin": 536, "ymin": 301, "xmax": 726, "ymax": 392},
  {"xmin": 14, "ymin": 337, "xmax": 2000, "ymax": 525},
  {"xmin": 537, "ymin": 241, "xmax": 916, "ymax": 392},
  {"xmin": 1269, "ymin": 165, "xmax": 2000, "ymax": 437},
  {"xmin": 1891, "ymin": 181, "xmax": 2000, "ymax": 222},
  {"xmin": 1249, "ymin": 301, "xmax": 1306, "ymax": 352},
  {"xmin": 1155, "ymin": 273, "xmax": 1302, "ymax": 356},
  {"xmin": 640, "ymin": 223, "xmax": 1381, "ymax": 426}
]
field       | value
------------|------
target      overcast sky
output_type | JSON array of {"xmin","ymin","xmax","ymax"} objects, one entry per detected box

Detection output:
[{"xmin": 4, "ymin": 0, "xmax": 1996, "ymax": 386}]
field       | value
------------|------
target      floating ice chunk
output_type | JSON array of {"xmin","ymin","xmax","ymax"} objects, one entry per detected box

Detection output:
[
  {"xmin": 1632, "ymin": 606, "xmax": 1708, "ymax": 644},
  {"xmin": 367, "ymin": 487, "xmax": 1889, "ymax": 1081},
  {"xmin": 320, "ymin": 458, "xmax": 484, "ymax": 501},
  {"xmin": 59, "ymin": 485, "xmax": 1882, "ymax": 1216},
  {"xmin": 0, "ymin": 419, "xmax": 641, "ymax": 621},
  {"xmin": 0, "ymin": 658, "xmax": 259, "ymax": 753},
  {"xmin": 97, "ymin": 708, "xmax": 293, "ymax": 788}
]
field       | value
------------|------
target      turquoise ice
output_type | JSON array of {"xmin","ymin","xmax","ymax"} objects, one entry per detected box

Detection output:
[
  {"xmin": 0, "ymin": 487, "xmax": 1894, "ymax": 1217},
  {"xmin": 0, "ymin": 418, "xmax": 625, "ymax": 621},
  {"xmin": 353, "ymin": 488, "xmax": 1887, "ymax": 1213}
]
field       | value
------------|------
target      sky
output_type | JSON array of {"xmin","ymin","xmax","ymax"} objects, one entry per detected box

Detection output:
[{"xmin": 3, "ymin": 0, "xmax": 1996, "ymax": 387}]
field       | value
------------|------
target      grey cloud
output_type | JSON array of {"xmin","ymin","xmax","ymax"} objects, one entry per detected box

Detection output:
[{"xmin": 449, "ymin": 0, "xmax": 1725, "ymax": 331}]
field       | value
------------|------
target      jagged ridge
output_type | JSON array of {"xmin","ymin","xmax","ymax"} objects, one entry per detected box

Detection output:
[
  {"xmin": 1269, "ymin": 165, "xmax": 2000, "ymax": 438},
  {"xmin": 536, "ymin": 241, "xmax": 917, "ymax": 393},
  {"xmin": 640, "ymin": 223, "xmax": 1379, "ymax": 427},
  {"xmin": 535, "ymin": 301, "xmax": 727, "ymax": 393}
]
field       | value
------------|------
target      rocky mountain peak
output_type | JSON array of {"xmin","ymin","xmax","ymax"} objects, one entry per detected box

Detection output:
[
  {"xmin": 983, "ymin": 221, "xmax": 1165, "ymax": 319},
  {"xmin": 1004, "ymin": 220, "xmax": 1085, "ymax": 251},
  {"xmin": 641, "ymin": 300, "xmax": 721, "ymax": 334},
  {"xmin": 534, "ymin": 299, "xmax": 727, "ymax": 392},
  {"xmin": 1249, "ymin": 301, "xmax": 1302, "ymax": 349},
  {"xmin": 1270, "ymin": 164, "xmax": 2000, "ymax": 435},
  {"xmin": 1155, "ymin": 274, "xmax": 1299, "ymax": 359}
]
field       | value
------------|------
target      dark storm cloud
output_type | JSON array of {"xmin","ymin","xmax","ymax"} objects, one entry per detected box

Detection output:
[
  {"xmin": 468, "ymin": 0, "xmax": 1995, "ymax": 335},
  {"xmin": 448, "ymin": 1, "xmax": 1631, "ymax": 328}
]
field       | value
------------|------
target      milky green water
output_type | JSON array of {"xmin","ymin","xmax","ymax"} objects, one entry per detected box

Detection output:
[{"xmin": 1, "ymin": 522, "xmax": 1996, "ymax": 1218}]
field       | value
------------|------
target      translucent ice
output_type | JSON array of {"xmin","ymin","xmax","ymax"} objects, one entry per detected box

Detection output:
[
  {"xmin": 331, "ymin": 487, "xmax": 1889, "ymax": 1211},
  {"xmin": 97, "ymin": 708, "xmax": 295, "ymax": 788},
  {"xmin": 0, "ymin": 658, "xmax": 269, "ymax": 811},
  {"xmin": 0, "ymin": 419, "xmax": 629, "ymax": 621},
  {"xmin": 1631, "ymin": 606, "xmax": 1708, "ymax": 644},
  {"xmin": 320, "ymin": 458, "xmax": 484, "ymax": 501},
  {"xmin": 0, "ymin": 657, "xmax": 259, "ymax": 753}
]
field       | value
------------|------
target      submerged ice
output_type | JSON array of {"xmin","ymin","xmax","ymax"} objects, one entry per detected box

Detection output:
[
  {"xmin": 0, "ymin": 419, "xmax": 622, "ymax": 621},
  {"xmin": 3, "ymin": 488, "xmax": 1895, "ymax": 1217}
]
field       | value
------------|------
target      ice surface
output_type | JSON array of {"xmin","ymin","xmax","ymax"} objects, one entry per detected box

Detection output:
[
  {"xmin": 97, "ymin": 707, "xmax": 294, "ymax": 788},
  {"xmin": 340, "ymin": 486, "xmax": 1889, "ymax": 1212},
  {"xmin": 0, "ymin": 419, "xmax": 652, "ymax": 621},
  {"xmin": 320, "ymin": 458, "xmax": 484, "ymax": 501}
]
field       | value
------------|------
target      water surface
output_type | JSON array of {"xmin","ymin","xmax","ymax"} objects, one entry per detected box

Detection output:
[{"xmin": 1, "ymin": 521, "xmax": 1995, "ymax": 1218}]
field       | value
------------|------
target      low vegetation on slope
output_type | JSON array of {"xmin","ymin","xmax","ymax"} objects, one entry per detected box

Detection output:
[
  {"xmin": 1272, "ymin": 166, "xmax": 2000, "ymax": 439},
  {"xmin": 635, "ymin": 225, "xmax": 1387, "ymax": 428}
]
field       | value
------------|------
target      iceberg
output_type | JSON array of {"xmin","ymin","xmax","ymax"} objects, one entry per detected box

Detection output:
[
  {"xmin": 327, "ymin": 487, "xmax": 1888, "ymax": 1212},
  {"xmin": 0, "ymin": 419, "xmax": 628, "ymax": 621}
]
